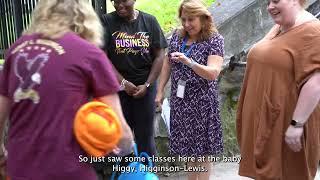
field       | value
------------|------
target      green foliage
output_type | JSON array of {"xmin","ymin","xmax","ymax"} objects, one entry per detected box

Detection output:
[
  {"xmin": 0, "ymin": 59, "xmax": 4, "ymax": 66},
  {"xmin": 136, "ymin": 0, "xmax": 179, "ymax": 33},
  {"xmin": 221, "ymin": 93, "xmax": 239, "ymax": 156},
  {"xmin": 107, "ymin": 0, "xmax": 216, "ymax": 33}
]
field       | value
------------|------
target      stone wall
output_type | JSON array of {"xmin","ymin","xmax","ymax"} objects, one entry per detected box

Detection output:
[{"xmin": 212, "ymin": 0, "xmax": 318, "ymax": 60}]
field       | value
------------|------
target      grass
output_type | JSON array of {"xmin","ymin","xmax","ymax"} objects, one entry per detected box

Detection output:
[
  {"xmin": 220, "ymin": 92, "xmax": 239, "ymax": 156},
  {"xmin": 107, "ymin": 0, "xmax": 215, "ymax": 33}
]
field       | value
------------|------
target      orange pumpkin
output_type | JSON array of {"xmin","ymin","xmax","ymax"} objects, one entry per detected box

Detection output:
[{"xmin": 74, "ymin": 101, "xmax": 122, "ymax": 157}]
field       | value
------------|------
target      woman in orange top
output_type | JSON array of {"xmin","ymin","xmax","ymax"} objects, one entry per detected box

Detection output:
[{"xmin": 236, "ymin": 0, "xmax": 320, "ymax": 179}]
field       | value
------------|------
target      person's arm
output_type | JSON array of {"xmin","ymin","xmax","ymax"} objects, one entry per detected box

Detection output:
[
  {"xmin": 109, "ymin": 62, "xmax": 138, "ymax": 96},
  {"xmin": 292, "ymin": 72, "xmax": 320, "ymax": 124},
  {"xmin": 0, "ymin": 96, "xmax": 9, "ymax": 145},
  {"xmin": 0, "ymin": 95, "xmax": 9, "ymax": 177},
  {"xmin": 155, "ymin": 55, "xmax": 172, "ymax": 108},
  {"xmin": 170, "ymin": 52, "xmax": 223, "ymax": 80},
  {"xmin": 96, "ymin": 94, "xmax": 134, "ymax": 156},
  {"xmin": 146, "ymin": 48, "xmax": 166, "ymax": 87},
  {"xmin": 285, "ymin": 71, "xmax": 320, "ymax": 152},
  {"xmin": 133, "ymin": 48, "xmax": 165, "ymax": 98}
]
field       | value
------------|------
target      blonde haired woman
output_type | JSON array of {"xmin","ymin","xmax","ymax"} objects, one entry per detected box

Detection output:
[
  {"xmin": 0, "ymin": 0, "xmax": 133, "ymax": 179},
  {"xmin": 156, "ymin": 0, "xmax": 224, "ymax": 179}
]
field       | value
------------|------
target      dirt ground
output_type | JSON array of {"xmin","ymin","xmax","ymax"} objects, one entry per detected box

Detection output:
[{"xmin": 159, "ymin": 162, "xmax": 320, "ymax": 180}]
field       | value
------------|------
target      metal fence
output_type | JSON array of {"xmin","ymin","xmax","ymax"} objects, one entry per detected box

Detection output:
[{"xmin": 0, "ymin": 0, "xmax": 106, "ymax": 59}]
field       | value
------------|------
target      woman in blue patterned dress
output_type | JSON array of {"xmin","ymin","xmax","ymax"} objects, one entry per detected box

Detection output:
[{"xmin": 155, "ymin": 0, "xmax": 224, "ymax": 179}]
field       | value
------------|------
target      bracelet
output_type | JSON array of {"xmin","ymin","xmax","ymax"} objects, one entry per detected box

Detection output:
[
  {"xmin": 187, "ymin": 58, "xmax": 196, "ymax": 68},
  {"xmin": 120, "ymin": 78, "xmax": 127, "ymax": 90},
  {"xmin": 144, "ymin": 82, "xmax": 150, "ymax": 88}
]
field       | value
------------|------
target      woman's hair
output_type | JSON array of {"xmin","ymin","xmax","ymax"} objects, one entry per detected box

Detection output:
[
  {"xmin": 178, "ymin": 0, "xmax": 218, "ymax": 41},
  {"xmin": 299, "ymin": 0, "xmax": 306, "ymax": 7},
  {"xmin": 24, "ymin": 0, "xmax": 103, "ymax": 47}
]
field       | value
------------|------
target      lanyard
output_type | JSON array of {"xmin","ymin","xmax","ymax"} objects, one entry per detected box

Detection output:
[{"xmin": 180, "ymin": 36, "xmax": 196, "ymax": 57}]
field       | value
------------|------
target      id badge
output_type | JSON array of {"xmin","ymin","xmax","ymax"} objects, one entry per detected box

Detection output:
[{"xmin": 176, "ymin": 80, "xmax": 186, "ymax": 98}]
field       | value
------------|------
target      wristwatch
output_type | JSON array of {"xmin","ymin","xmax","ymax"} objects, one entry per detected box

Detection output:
[
  {"xmin": 144, "ymin": 82, "xmax": 150, "ymax": 88},
  {"xmin": 290, "ymin": 120, "xmax": 304, "ymax": 128}
]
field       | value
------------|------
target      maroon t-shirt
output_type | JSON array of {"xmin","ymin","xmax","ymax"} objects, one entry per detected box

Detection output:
[{"xmin": 0, "ymin": 32, "xmax": 119, "ymax": 180}]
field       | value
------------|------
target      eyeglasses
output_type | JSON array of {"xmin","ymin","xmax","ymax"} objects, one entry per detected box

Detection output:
[{"xmin": 111, "ymin": 0, "xmax": 131, "ymax": 6}]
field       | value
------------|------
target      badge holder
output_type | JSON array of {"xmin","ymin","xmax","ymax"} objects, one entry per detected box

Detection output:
[{"xmin": 176, "ymin": 80, "xmax": 186, "ymax": 99}]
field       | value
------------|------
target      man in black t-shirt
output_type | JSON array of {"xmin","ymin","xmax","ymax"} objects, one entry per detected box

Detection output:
[{"xmin": 101, "ymin": 0, "xmax": 168, "ymax": 158}]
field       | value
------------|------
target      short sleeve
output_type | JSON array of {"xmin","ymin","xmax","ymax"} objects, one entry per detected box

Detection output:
[
  {"xmin": 151, "ymin": 16, "xmax": 168, "ymax": 49},
  {"xmin": 294, "ymin": 28, "xmax": 320, "ymax": 89},
  {"xmin": 208, "ymin": 33, "xmax": 224, "ymax": 57},
  {"xmin": 85, "ymin": 47, "xmax": 120, "ymax": 97}
]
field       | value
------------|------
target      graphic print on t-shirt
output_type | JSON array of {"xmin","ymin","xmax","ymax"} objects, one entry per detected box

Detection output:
[
  {"xmin": 11, "ymin": 39, "xmax": 65, "ymax": 104},
  {"xmin": 112, "ymin": 31, "xmax": 150, "ymax": 55},
  {"xmin": 13, "ymin": 53, "xmax": 49, "ymax": 104}
]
